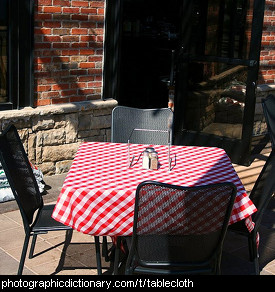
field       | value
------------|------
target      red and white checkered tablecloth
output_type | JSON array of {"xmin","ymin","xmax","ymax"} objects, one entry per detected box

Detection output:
[{"xmin": 52, "ymin": 142, "xmax": 257, "ymax": 237}]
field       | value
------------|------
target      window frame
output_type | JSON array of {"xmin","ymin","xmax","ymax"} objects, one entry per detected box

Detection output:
[{"xmin": 0, "ymin": 0, "xmax": 34, "ymax": 111}]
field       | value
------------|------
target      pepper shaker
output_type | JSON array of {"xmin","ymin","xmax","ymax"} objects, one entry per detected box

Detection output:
[{"xmin": 150, "ymin": 151, "xmax": 158, "ymax": 170}]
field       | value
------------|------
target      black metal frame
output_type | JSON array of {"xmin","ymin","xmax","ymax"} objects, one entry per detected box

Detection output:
[
  {"xmin": 0, "ymin": 0, "xmax": 34, "ymax": 110},
  {"xmin": 0, "ymin": 125, "xmax": 103, "ymax": 275},
  {"xmin": 125, "ymin": 180, "xmax": 237, "ymax": 275},
  {"xmin": 103, "ymin": 0, "xmax": 122, "ymax": 100},
  {"xmin": 174, "ymin": 0, "xmax": 266, "ymax": 165}
]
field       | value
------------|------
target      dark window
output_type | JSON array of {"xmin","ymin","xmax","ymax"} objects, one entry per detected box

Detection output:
[
  {"xmin": 0, "ymin": 0, "xmax": 34, "ymax": 110},
  {"xmin": 0, "ymin": 0, "xmax": 8, "ymax": 107},
  {"xmin": 104, "ymin": 0, "xmax": 266, "ymax": 165}
]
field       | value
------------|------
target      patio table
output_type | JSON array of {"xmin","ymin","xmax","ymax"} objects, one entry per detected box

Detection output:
[{"xmin": 52, "ymin": 142, "xmax": 257, "ymax": 237}]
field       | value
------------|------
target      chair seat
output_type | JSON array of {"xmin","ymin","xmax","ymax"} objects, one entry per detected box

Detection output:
[{"xmin": 32, "ymin": 204, "xmax": 72, "ymax": 233}]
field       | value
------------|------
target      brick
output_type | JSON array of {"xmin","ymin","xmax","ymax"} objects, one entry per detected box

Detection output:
[
  {"xmin": 35, "ymin": 43, "xmax": 52, "ymax": 49},
  {"xmin": 41, "ymin": 91, "xmax": 60, "ymax": 98},
  {"xmin": 44, "ymin": 35, "xmax": 61, "ymax": 42},
  {"xmin": 53, "ymin": 0, "xmax": 71, "ymax": 5},
  {"xmin": 69, "ymin": 96, "xmax": 87, "ymax": 102},
  {"xmin": 36, "ymin": 57, "xmax": 52, "ymax": 64},
  {"xmin": 35, "ymin": 28, "xmax": 52, "ymax": 35},
  {"xmin": 61, "ymin": 49, "xmax": 79, "ymax": 55},
  {"xmin": 62, "ymin": 36, "xmax": 79, "ymax": 42},
  {"xmin": 80, "ymin": 49, "xmax": 95, "ymax": 55},
  {"xmin": 52, "ymin": 84, "xmax": 70, "ymax": 91},
  {"xmin": 38, "ymin": 0, "xmax": 52, "ymax": 5},
  {"xmin": 43, "ymin": 21, "xmax": 62, "ymax": 28},
  {"xmin": 52, "ymin": 97, "xmax": 70, "ymax": 104},
  {"xmin": 43, "ymin": 6, "xmax": 62, "ymax": 13},
  {"xmin": 61, "ymin": 89, "xmax": 78, "ymax": 96},
  {"xmin": 72, "ymin": 42, "xmax": 88, "ymax": 48},
  {"xmin": 36, "ymin": 13, "xmax": 52, "ymax": 20},
  {"xmin": 90, "ymin": 1, "xmax": 105, "ymax": 8},
  {"xmin": 37, "ymin": 85, "xmax": 51, "ymax": 92},
  {"xmin": 72, "ymin": 1, "xmax": 89, "ymax": 7},
  {"xmin": 71, "ymin": 15, "xmax": 89, "ymax": 21},
  {"xmin": 63, "ymin": 7, "xmax": 80, "ymax": 13},
  {"xmin": 71, "ymin": 28, "xmax": 88, "ymax": 35},
  {"xmin": 81, "ymin": 8, "xmax": 97, "ymax": 14},
  {"xmin": 70, "ymin": 69, "xmax": 87, "ymax": 75},
  {"xmin": 53, "ymin": 42, "xmax": 71, "ymax": 48},
  {"xmin": 53, "ymin": 28, "xmax": 70, "ymax": 35},
  {"xmin": 35, "ymin": 99, "xmax": 51, "ymax": 106},
  {"xmin": 79, "ymin": 62, "xmax": 95, "ymax": 68}
]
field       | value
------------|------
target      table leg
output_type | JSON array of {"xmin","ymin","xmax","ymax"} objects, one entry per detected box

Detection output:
[{"xmin": 94, "ymin": 236, "xmax": 102, "ymax": 275}]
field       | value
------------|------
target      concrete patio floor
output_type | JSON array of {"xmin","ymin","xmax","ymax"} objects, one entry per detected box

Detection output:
[{"xmin": 0, "ymin": 145, "xmax": 274, "ymax": 275}]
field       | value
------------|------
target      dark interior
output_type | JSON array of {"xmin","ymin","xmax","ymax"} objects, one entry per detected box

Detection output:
[{"xmin": 118, "ymin": 0, "xmax": 182, "ymax": 108}]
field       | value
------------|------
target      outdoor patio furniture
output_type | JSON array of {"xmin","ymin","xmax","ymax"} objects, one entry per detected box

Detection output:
[
  {"xmin": 111, "ymin": 106, "xmax": 173, "ymax": 145},
  {"xmin": 125, "ymin": 180, "xmax": 237, "ymax": 275},
  {"xmin": 0, "ymin": 125, "xmax": 102, "ymax": 275},
  {"xmin": 228, "ymin": 94, "xmax": 275, "ymax": 274},
  {"xmin": 52, "ymin": 141, "xmax": 257, "ymax": 274},
  {"xmin": 101, "ymin": 105, "xmax": 174, "ymax": 260}
]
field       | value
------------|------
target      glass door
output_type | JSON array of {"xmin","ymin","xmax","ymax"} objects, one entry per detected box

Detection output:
[{"xmin": 173, "ymin": 0, "xmax": 266, "ymax": 165}]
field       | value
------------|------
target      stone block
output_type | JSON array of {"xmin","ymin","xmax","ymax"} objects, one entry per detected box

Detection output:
[
  {"xmin": 91, "ymin": 115, "xmax": 111, "ymax": 129},
  {"xmin": 65, "ymin": 113, "xmax": 78, "ymax": 143},
  {"xmin": 37, "ymin": 129, "xmax": 66, "ymax": 147},
  {"xmin": 33, "ymin": 117, "xmax": 55, "ymax": 131},
  {"xmin": 78, "ymin": 129, "xmax": 100, "ymax": 138},
  {"xmin": 78, "ymin": 114, "xmax": 91, "ymax": 130},
  {"xmin": 42, "ymin": 143, "xmax": 80, "ymax": 162},
  {"xmin": 56, "ymin": 160, "xmax": 73, "ymax": 174},
  {"xmin": 38, "ymin": 162, "xmax": 56, "ymax": 176},
  {"xmin": 28, "ymin": 133, "xmax": 37, "ymax": 161}
]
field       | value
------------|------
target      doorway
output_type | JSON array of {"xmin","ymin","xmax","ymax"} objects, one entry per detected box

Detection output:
[{"xmin": 116, "ymin": 0, "xmax": 182, "ymax": 108}]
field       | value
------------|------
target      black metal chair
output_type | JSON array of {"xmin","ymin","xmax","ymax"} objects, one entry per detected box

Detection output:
[
  {"xmin": 0, "ymin": 125, "xmax": 102, "ymax": 275},
  {"xmin": 104, "ymin": 106, "xmax": 174, "ymax": 264},
  {"xmin": 111, "ymin": 106, "xmax": 174, "ymax": 145},
  {"xmin": 125, "ymin": 181, "xmax": 237, "ymax": 275},
  {"xmin": 228, "ymin": 94, "xmax": 275, "ymax": 274}
]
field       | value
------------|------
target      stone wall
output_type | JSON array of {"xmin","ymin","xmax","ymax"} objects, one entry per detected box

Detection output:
[{"xmin": 0, "ymin": 99, "xmax": 117, "ymax": 175}]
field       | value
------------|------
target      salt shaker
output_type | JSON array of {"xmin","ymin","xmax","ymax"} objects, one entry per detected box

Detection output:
[{"xmin": 142, "ymin": 150, "xmax": 150, "ymax": 169}]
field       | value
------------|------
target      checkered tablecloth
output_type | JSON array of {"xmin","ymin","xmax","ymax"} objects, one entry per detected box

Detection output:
[{"xmin": 52, "ymin": 142, "xmax": 257, "ymax": 236}]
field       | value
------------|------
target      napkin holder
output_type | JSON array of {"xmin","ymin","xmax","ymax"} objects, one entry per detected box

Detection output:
[{"xmin": 127, "ymin": 128, "xmax": 172, "ymax": 171}]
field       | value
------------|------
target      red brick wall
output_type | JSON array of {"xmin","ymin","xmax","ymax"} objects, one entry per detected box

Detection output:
[
  {"xmin": 259, "ymin": 0, "xmax": 275, "ymax": 84},
  {"xmin": 34, "ymin": 0, "xmax": 105, "ymax": 106}
]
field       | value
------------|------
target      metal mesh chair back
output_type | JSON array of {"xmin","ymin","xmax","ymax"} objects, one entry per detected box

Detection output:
[
  {"xmin": 262, "ymin": 94, "xmax": 275, "ymax": 149},
  {"xmin": 0, "ymin": 125, "xmax": 42, "ymax": 225},
  {"xmin": 126, "ymin": 181, "xmax": 236, "ymax": 274},
  {"xmin": 111, "ymin": 106, "xmax": 173, "ymax": 145}
]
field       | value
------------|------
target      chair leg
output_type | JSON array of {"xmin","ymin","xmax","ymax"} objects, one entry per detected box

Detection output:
[
  {"xmin": 113, "ymin": 237, "xmax": 121, "ymax": 275},
  {"xmin": 102, "ymin": 236, "xmax": 110, "ymax": 262},
  {"xmin": 29, "ymin": 234, "xmax": 37, "ymax": 259},
  {"xmin": 254, "ymin": 256, "xmax": 260, "ymax": 275},
  {"xmin": 248, "ymin": 235, "xmax": 260, "ymax": 275},
  {"xmin": 18, "ymin": 234, "xmax": 30, "ymax": 275},
  {"xmin": 94, "ymin": 236, "xmax": 102, "ymax": 275}
]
